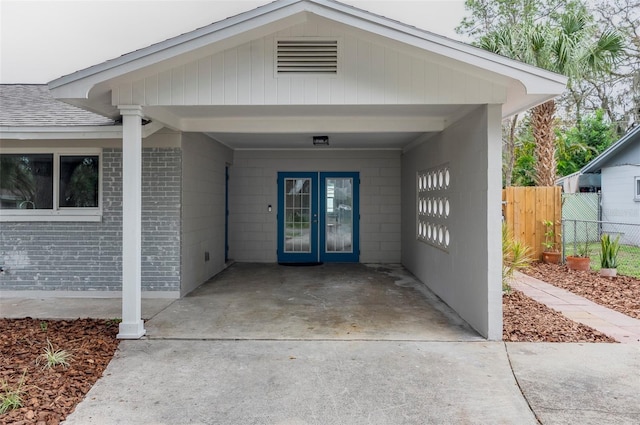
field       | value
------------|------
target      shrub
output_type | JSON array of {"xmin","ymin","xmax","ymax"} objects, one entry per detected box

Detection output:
[{"xmin": 503, "ymin": 223, "xmax": 532, "ymax": 292}]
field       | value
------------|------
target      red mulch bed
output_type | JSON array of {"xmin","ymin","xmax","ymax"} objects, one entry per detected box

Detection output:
[
  {"xmin": 0, "ymin": 318, "xmax": 119, "ymax": 425},
  {"xmin": 523, "ymin": 262, "xmax": 640, "ymax": 320}
]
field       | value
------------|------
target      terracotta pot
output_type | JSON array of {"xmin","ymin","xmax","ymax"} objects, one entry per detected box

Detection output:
[
  {"xmin": 566, "ymin": 256, "xmax": 591, "ymax": 271},
  {"xmin": 599, "ymin": 268, "xmax": 617, "ymax": 278},
  {"xmin": 541, "ymin": 251, "xmax": 561, "ymax": 264}
]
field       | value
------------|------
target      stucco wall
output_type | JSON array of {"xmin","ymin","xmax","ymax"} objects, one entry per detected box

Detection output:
[
  {"xmin": 401, "ymin": 105, "xmax": 503, "ymax": 339},
  {"xmin": 228, "ymin": 150, "xmax": 401, "ymax": 263},
  {"xmin": 0, "ymin": 145, "xmax": 182, "ymax": 294},
  {"xmin": 181, "ymin": 133, "xmax": 234, "ymax": 295}
]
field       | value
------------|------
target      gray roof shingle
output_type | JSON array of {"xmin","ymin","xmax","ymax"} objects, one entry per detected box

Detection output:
[{"xmin": 0, "ymin": 84, "xmax": 116, "ymax": 127}]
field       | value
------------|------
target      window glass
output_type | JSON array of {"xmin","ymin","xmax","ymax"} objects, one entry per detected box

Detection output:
[
  {"xmin": 0, "ymin": 154, "xmax": 53, "ymax": 209},
  {"xmin": 636, "ymin": 176, "xmax": 640, "ymax": 198},
  {"xmin": 59, "ymin": 156, "xmax": 99, "ymax": 207}
]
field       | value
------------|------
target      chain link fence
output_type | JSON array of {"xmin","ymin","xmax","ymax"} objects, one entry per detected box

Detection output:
[{"xmin": 562, "ymin": 219, "xmax": 640, "ymax": 278}]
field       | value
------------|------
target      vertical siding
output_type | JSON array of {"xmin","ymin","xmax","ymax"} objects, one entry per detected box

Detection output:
[
  {"xmin": 228, "ymin": 150, "xmax": 401, "ymax": 263},
  {"xmin": 118, "ymin": 20, "xmax": 507, "ymax": 106}
]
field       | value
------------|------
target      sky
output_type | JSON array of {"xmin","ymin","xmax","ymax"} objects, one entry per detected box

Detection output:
[{"xmin": 0, "ymin": 0, "xmax": 468, "ymax": 84}]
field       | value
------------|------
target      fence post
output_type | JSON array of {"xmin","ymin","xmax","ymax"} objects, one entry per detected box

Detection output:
[
  {"xmin": 562, "ymin": 220, "xmax": 566, "ymax": 261},
  {"xmin": 573, "ymin": 220, "xmax": 577, "ymax": 256}
]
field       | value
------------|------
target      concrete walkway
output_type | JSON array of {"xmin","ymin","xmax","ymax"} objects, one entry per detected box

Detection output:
[{"xmin": 513, "ymin": 271, "xmax": 640, "ymax": 344}]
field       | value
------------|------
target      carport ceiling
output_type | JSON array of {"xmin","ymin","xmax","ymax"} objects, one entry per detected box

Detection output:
[
  {"xmin": 147, "ymin": 104, "xmax": 478, "ymax": 149},
  {"xmin": 206, "ymin": 131, "xmax": 427, "ymax": 149}
]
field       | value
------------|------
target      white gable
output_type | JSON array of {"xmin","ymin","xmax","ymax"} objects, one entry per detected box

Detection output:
[
  {"xmin": 49, "ymin": 0, "xmax": 566, "ymax": 121},
  {"xmin": 111, "ymin": 17, "xmax": 508, "ymax": 108}
]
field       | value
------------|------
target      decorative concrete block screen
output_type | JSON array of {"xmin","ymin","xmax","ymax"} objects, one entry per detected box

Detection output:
[{"xmin": 417, "ymin": 165, "xmax": 450, "ymax": 251}]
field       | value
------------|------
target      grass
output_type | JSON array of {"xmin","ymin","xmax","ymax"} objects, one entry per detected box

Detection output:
[
  {"xmin": 0, "ymin": 371, "xmax": 26, "ymax": 414},
  {"xmin": 105, "ymin": 318, "xmax": 122, "ymax": 327},
  {"xmin": 570, "ymin": 243, "xmax": 640, "ymax": 278},
  {"xmin": 36, "ymin": 339, "xmax": 73, "ymax": 370}
]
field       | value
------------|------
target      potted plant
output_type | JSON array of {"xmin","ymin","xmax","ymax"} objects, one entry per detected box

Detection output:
[
  {"xmin": 541, "ymin": 220, "xmax": 561, "ymax": 264},
  {"xmin": 599, "ymin": 234, "xmax": 620, "ymax": 277},
  {"xmin": 566, "ymin": 238, "xmax": 592, "ymax": 271}
]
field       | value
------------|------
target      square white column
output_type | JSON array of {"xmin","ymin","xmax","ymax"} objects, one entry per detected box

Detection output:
[
  {"xmin": 117, "ymin": 105, "xmax": 146, "ymax": 339},
  {"xmin": 486, "ymin": 104, "xmax": 503, "ymax": 340}
]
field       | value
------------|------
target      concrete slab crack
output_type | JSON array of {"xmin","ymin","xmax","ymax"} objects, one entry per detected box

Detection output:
[{"xmin": 504, "ymin": 342, "xmax": 543, "ymax": 425}]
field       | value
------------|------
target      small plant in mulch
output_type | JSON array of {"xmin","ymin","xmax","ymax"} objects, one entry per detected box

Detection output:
[
  {"xmin": 35, "ymin": 339, "xmax": 73, "ymax": 370},
  {"xmin": 0, "ymin": 370, "xmax": 27, "ymax": 414},
  {"xmin": 502, "ymin": 223, "xmax": 532, "ymax": 292},
  {"xmin": 105, "ymin": 318, "xmax": 122, "ymax": 327}
]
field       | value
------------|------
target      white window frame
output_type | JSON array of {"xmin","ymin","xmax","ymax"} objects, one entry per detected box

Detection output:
[
  {"xmin": 635, "ymin": 176, "xmax": 640, "ymax": 201},
  {"xmin": 0, "ymin": 147, "xmax": 103, "ymax": 222}
]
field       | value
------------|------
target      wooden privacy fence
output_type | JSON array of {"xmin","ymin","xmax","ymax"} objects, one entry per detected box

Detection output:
[{"xmin": 502, "ymin": 186, "xmax": 562, "ymax": 260}]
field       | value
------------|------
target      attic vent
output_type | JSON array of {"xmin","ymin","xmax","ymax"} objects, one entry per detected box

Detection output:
[{"xmin": 276, "ymin": 39, "xmax": 338, "ymax": 75}]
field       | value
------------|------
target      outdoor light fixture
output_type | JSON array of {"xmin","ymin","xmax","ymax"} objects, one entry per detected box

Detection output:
[{"xmin": 312, "ymin": 135, "xmax": 329, "ymax": 146}]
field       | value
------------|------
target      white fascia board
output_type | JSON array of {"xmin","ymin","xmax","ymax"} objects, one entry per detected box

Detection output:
[
  {"xmin": 0, "ymin": 121, "xmax": 163, "ymax": 140},
  {"xmin": 48, "ymin": 1, "xmax": 307, "ymax": 99},
  {"xmin": 304, "ymin": 3, "xmax": 567, "ymax": 94},
  {"xmin": 502, "ymin": 93, "xmax": 562, "ymax": 118},
  {"xmin": 49, "ymin": 0, "xmax": 566, "ymax": 102},
  {"xmin": 0, "ymin": 126, "xmax": 122, "ymax": 140}
]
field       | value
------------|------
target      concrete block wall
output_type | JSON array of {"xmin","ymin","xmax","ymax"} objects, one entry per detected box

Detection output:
[
  {"xmin": 181, "ymin": 133, "xmax": 233, "ymax": 295},
  {"xmin": 0, "ymin": 147, "xmax": 182, "ymax": 293},
  {"xmin": 228, "ymin": 150, "xmax": 401, "ymax": 263},
  {"xmin": 401, "ymin": 105, "xmax": 503, "ymax": 339}
]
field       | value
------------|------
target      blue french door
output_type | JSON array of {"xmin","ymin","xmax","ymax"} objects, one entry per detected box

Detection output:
[{"xmin": 278, "ymin": 172, "xmax": 359, "ymax": 263}]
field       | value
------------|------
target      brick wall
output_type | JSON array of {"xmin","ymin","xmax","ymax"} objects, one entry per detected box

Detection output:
[{"xmin": 0, "ymin": 147, "xmax": 182, "ymax": 292}]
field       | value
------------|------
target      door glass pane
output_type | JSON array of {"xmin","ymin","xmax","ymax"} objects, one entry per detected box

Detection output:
[
  {"xmin": 284, "ymin": 178, "xmax": 311, "ymax": 253},
  {"xmin": 325, "ymin": 177, "xmax": 352, "ymax": 253}
]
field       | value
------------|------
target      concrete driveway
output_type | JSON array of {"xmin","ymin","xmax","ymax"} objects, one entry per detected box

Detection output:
[
  {"xmin": 62, "ymin": 340, "xmax": 640, "ymax": 425},
  {"xmin": 144, "ymin": 263, "xmax": 483, "ymax": 341},
  {"xmin": 50, "ymin": 263, "xmax": 640, "ymax": 424}
]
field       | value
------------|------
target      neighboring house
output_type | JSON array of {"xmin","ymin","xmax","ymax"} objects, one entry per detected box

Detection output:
[
  {"xmin": 0, "ymin": 0, "xmax": 566, "ymax": 340},
  {"xmin": 568, "ymin": 125, "xmax": 640, "ymax": 245},
  {"xmin": 581, "ymin": 125, "xmax": 640, "ymax": 223}
]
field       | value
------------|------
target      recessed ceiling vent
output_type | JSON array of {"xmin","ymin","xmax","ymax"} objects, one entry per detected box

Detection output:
[{"xmin": 276, "ymin": 39, "xmax": 338, "ymax": 75}]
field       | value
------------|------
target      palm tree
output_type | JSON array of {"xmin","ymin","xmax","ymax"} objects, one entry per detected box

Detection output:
[{"xmin": 480, "ymin": 9, "xmax": 623, "ymax": 186}]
